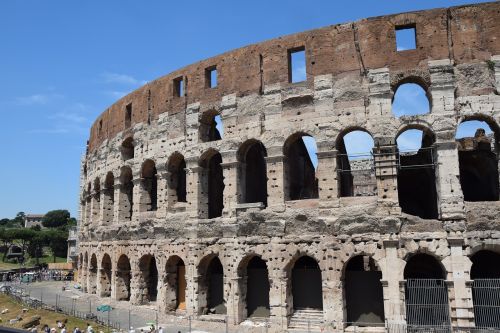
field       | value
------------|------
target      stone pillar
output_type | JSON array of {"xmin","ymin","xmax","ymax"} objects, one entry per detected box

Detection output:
[
  {"xmin": 268, "ymin": 270, "xmax": 288, "ymax": 332},
  {"xmin": 265, "ymin": 146, "xmax": 285, "ymax": 210},
  {"xmin": 185, "ymin": 158, "xmax": 202, "ymax": 219},
  {"xmin": 316, "ymin": 144, "xmax": 339, "ymax": 208},
  {"xmin": 110, "ymin": 268, "xmax": 117, "ymax": 300},
  {"xmin": 221, "ymin": 150, "xmax": 238, "ymax": 218},
  {"xmin": 129, "ymin": 263, "xmax": 142, "ymax": 305},
  {"xmin": 373, "ymin": 143, "xmax": 400, "ymax": 214},
  {"xmin": 185, "ymin": 258, "xmax": 197, "ymax": 317},
  {"xmin": 446, "ymin": 238, "xmax": 474, "ymax": 327},
  {"xmin": 492, "ymin": 55, "xmax": 500, "ymax": 94},
  {"xmin": 156, "ymin": 166, "xmax": 168, "ymax": 218},
  {"xmin": 434, "ymin": 142, "xmax": 465, "ymax": 221},
  {"xmin": 381, "ymin": 240, "xmax": 406, "ymax": 325},
  {"xmin": 325, "ymin": 270, "xmax": 342, "ymax": 331},
  {"xmin": 226, "ymin": 275, "xmax": 240, "ymax": 325},
  {"xmin": 132, "ymin": 177, "xmax": 142, "ymax": 218}
]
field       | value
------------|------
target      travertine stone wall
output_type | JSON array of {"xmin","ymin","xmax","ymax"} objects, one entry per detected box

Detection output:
[{"xmin": 77, "ymin": 2, "xmax": 500, "ymax": 332}]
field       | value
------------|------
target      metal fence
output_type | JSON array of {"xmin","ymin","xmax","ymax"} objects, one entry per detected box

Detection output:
[
  {"xmin": 0, "ymin": 284, "xmax": 163, "ymax": 331},
  {"xmin": 472, "ymin": 279, "xmax": 500, "ymax": 330}
]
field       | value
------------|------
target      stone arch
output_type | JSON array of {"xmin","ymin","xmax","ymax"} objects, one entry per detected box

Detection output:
[
  {"xmin": 287, "ymin": 255, "xmax": 323, "ymax": 312},
  {"xmin": 199, "ymin": 149, "xmax": 224, "ymax": 218},
  {"xmin": 121, "ymin": 136, "xmax": 134, "ymax": 160},
  {"xmin": 164, "ymin": 255, "xmax": 187, "ymax": 312},
  {"xmin": 197, "ymin": 254, "xmax": 226, "ymax": 315},
  {"xmin": 237, "ymin": 254, "xmax": 270, "ymax": 321},
  {"xmin": 141, "ymin": 159, "xmax": 158, "ymax": 211},
  {"xmin": 102, "ymin": 172, "xmax": 114, "ymax": 224},
  {"xmin": 199, "ymin": 109, "xmax": 222, "ymax": 142},
  {"xmin": 119, "ymin": 166, "xmax": 133, "ymax": 221},
  {"xmin": 138, "ymin": 254, "xmax": 158, "ymax": 303},
  {"xmin": 335, "ymin": 128, "xmax": 376, "ymax": 197},
  {"xmin": 343, "ymin": 255, "xmax": 385, "ymax": 326},
  {"xmin": 167, "ymin": 152, "xmax": 187, "ymax": 204},
  {"xmin": 116, "ymin": 254, "xmax": 131, "ymax": 301},
  {"xmin": 237, "ymin": 139, "xmax": 268, "ymax": 206},
  {"xmin": 283, "ymin": 132, "xmax": 318, "ymax": 200},
  {"xmin": 396, "ymin": 125, "xmax": 438, "ymax": 219},
  {"xmin": 88, "ymin": 253, "xmax": 98, "ymax": 295},
  {"xmin": 470, "ymin": 250, "xmax": 500, "ymax": 328},
  {"xmin": 100, "ymin": 253, "xmax": 112, "ymax": 297},
  {"xmin": 456, "ymin": 114, "xmax": 500, "ymax": 202}
]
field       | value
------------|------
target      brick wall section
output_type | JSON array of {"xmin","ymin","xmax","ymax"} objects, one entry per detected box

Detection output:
[{"xmin": 88, "ymin": 2, "xmax": 500, "ymax": 152}]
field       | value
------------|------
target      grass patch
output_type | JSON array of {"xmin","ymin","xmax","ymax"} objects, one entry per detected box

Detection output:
[
  {"xmin": 0, "ymin": 293, "xmax": 106, "ymax": 331},
  {"xmin": 0, "ymin": 256, "xmax": 67, "ymax": 271}
]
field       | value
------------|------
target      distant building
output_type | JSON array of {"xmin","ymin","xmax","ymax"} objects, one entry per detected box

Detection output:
[{"xmin": 23, "ymin": 214, "xmax": 44, "ymax": 228}]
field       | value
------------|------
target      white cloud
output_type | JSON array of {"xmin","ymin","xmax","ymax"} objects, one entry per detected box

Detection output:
[
  {"xmin": 102, "ymin": 72, "xmax": 148, "ymax": 86},
  {"xmin": 15, "ymin": 93, "xmax": 63, "ymax": 105}
]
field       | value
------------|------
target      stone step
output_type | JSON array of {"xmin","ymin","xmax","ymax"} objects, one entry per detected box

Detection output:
[{"xmin": 288, "ymin": 309, "xmax": 323, "ymax": 331}]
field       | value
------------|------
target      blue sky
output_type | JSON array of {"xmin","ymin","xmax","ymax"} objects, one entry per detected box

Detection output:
[{"xmin": 0, "ymin": 0, "xmax": 493, "ymax": 219}]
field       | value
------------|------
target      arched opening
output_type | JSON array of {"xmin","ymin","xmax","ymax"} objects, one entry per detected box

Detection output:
[
  {"xmin": 138, "ymin": 254, "xmax": 158, "ymax": 303},
  {"xmin": 404, "ymin": 254, "xmax": 450, "ymax": 328},
  {"xmin": 85, "ymin": 183, "xmax": 91, "ymax": 225},
  {"xmin": 141, "ymin": 160, "xmax": 158, "ymax": 211},
  {"xmin": 164, "ymin": 256, "xmax": 186, "ymax": 312},
  {"xmin": 336, "ymin": 130, "xmax": 376, "ymax": 197},
  {"xmin": 88, "ymin": 254, "xmax": 98, "ymax": 295},
  {"xmin": 238, "ymin": 256, "xmax": 270, "ymax": 320},
  {"xmin": 284, "ymin": 133, "xmax": 318, "ymax": 200},
  {"xmin": 200, "ymin": 150, "xmax": 224, "ymax": 218},
  {"xmin": 456, "ymin": 119, "xmax": 499, "ymax": 202},
  {"xmin": 238, "ymin": 140, "xmax": 268, "ymax": 206},
  {"xmin": 200, "ymin": 110, "xmax": 223, "ymax": 142},
  {"xmin": 392, "ymin": 82, "xmax": 430, "ymax": 117},
  {"xmin": 121, "ymin": 137, "xmax": 134, "ymax": 160},
  {"xmin": 470, "ymin": 250, "xmax": 500, "ymax": 329},
  {"xmin": 116, "ymin": 255, "xmax": 131, "ymax": 301},
  {"xmin": 103, "ymin": 172, "xmax": 114, "ymax": 224},
  {"xmin": 167, "ymin": 153, "xmax": 187, "ymax": 204},
  {"xmin": 344, "ymin": 255, "xmax": 385, "ymax": 326},
  {"xmin": 119, "ymin": 167, "xmax": 133, "ymax": 221},
  {"xmin": 396, "ymin": 128, "xmax": 438, "ymax": 219},
  {"xmin": 292, "ymin": 256, "xmax": 323, "ymax": 310},
  {"xmin": 100, "ymin": 254, "xmax": 112, "ymax": 297},
  {"xmin": 199, "ymin": 256, "xmax": 226, "ymax": 315}
]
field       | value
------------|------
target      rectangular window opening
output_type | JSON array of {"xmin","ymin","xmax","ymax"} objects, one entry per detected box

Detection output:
[
  {"xmin": 125, "ymin": 103, "xmax": 132, "ymax": 128},
  {"xmin": 174, "ymin": 77, "xmax": 184, "ymax": 97},
  {"xmin": 395, "ymin": 25, "xmax": 416, "ymax": 51},
  {"xmin": 288, "ymin": 47, "xmax": 306, "ymax": 83},
  {"xmin": 206, "ymin": 66, "xmax": 217, "ymax": 88}
]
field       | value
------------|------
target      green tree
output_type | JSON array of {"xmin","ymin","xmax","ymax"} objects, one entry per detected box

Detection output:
[
  {"xmin": 45, "ymin": 229, "xmax": 68, "ymax": 262},
  {"xmin": 0, "ymin": 219, "xmax": 10, "ymax": 226},
  {"xmin": 42, "ymin": 210, "xmax": 70, "ymax": 228}
]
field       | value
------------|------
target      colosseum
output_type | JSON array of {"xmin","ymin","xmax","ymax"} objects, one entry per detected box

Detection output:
[{"xmin": 78, "ymin": 2, "xmax": 500, "ymax": 332}]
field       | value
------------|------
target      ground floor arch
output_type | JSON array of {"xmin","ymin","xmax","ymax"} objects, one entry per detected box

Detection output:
[
  {"xmin": 291, "ymin": 256, "xmax": 323, "ymax": 310},
  {"xmin": 198, "ymin": 255, "xmax": 226, "ymax": 315},
  {"xmin": 471, "ymin": 250, "xmax": 500, "ymax": 329},
  {"xmin": 88, "ymin": 254, "xmax": 98, "ymax": 294},
  {"xmin": 116, "ymin": 255, "xmax": 131, "ymax": 301},
  {"xmin": 164, "ymin": 256, "xmax": 186, "ymax": 312},
  {"xmin": 99, "ymin": 254, "xmax": 112, "ymax": 297},
  {"xmin": 138, "ymin": 254, "xmax": 158, "ymax": 303},
  {"xmin": 237, "ymin": 256, "xmax": 270, "ymax": 320},
  {"xmin": 344, "ymin": 255, "xmax": 385, "ymax": 326}
]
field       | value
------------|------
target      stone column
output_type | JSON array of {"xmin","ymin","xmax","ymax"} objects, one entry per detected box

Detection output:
[
  {"xmin": 381, "ymin": 240, "xmax": 406, "ymax": 325},
  {"xmin": 373, "ymin": 143, "xmax": 400, "ymax": 214},
  {"xmin": 185, "ymin": 158, "xmax": 202, "ymax": 219},
  {"xmin": 265, "ymin": 146, "xmax": 285, "ymax": 211},
  {"xmin": 268, "ymin": 270, "xmax": 288, "ymax": 332},
  {"xmin": 226, "ymin": 275, "xmax": 240, "ymax": 325},
  {"xmin": 446, "ymin": 238, "xmax": 474, "ymax": 327},
  {"xmin": 156, "ymin": 166, "xmax": 168, "ymax": 218},
  {"xmin": 132, "ymin": 177, "xmax": 142, "ymax": 219},
  {"xmin": 110, "ymin": 268, "xmax": 117, "ymax": 300},
  {"xmin": 221, "ymin": 150, "xmax": 238, "ymax": 218},
  {"xmin": 434, "ymin": 142, "xmax": 465, "ymax": 221},
  {"xmin": 185, "ymin": 255, "xmax": 199, "ymax": 316},
  {"xmin": 316, "ymin": 144, "xmax": 339, "ymax": 209}
]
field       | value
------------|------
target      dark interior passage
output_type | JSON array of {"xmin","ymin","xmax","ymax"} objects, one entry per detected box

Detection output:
[
  {"xmin": 177, "ymin": 261, "xmax": 186, "ymax": 310},
  {"xmin": 397, "ymin": 130, "xmax": 438, "ymax": 219},
  {"xmin": 139, "ymin": 255, "xmax": 158, "ymax": 303},
  {"xmin": 458, "ymin": 129, "xmax": 499, "ymax": 202},
  {"xmin": 470, "ymin": 250, "xmax": 500, "ymax": 329},
  {"xmin": 116, "ymin": 255, "xmax": 131, "ymax": 301},
  {"xmin": 241, "ymin": 141, "xmax": 268, "ymax": 206},
  {"xmin": 344, "ymin": 256, "xmax": 385, "ymax": 325},
  {"xmin": 292, "ymin": 256, "xmax": 323, "ymax": 310},
  {"xmin": 207, "ymin": 152, "xmax": 224, "ymax": 218},
  {"xmin": 200, "ymin": 111, "xmax": 222, "ymax": 142},
  {"xmin": 168, "ymin": 153, "xmax": 187, "ymax": 203},
  {"xmin": 207, "ymin": 257, "xmax": 226, "ymax": 314},
  {"xmin": 285, "ymin": 134, "xmax": 318, "ymax": 200},
  {"xmin": 120, "ymin": 167, "xmax": 133, "ymax": 220},
  {"xmin": 246, "ymin": 257, "xmax": 270, "ymax": 318},
  {"xmin": 100, "ymin": 254, "xmax": 112, "ymax": 297},
  {"xmin": 142, "ymin": 160, "xmax": 158, "ymax": 211}
]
